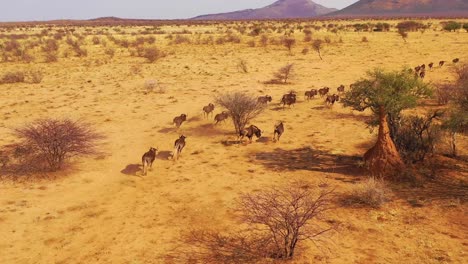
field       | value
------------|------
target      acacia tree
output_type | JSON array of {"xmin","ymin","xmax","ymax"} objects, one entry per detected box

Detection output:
[
  {"xmin": 215, "ymin": 92, "xmax": 266, "ymax": 134},
  {"xmin": 342, "ymin": 68, "xmax": 431, "ymax": 178}
]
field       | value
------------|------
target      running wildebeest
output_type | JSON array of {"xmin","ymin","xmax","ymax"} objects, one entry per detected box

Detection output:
[
  {"xmin": 141, "ymin": 147, "xmax": 158, "ymax": 176},
  {"xmin": 325, "ymin": 94, "xmax": 340, "ymax": 106},
  {"xmin": 273, "ymin": 122, "xmax": 284, "ymax": 142},
  {"xmin": 318, "ymin": 87, "xmax": 330, "ymax": 97},
  {"xmin": 203, "ymin": 103, "xmax": 215, "ymax": 119},
  {"xmin": 173, "ymin": 135, "xmax": 186, "ymax": 161},
  {"xmin": 453, "ymin": 58, "xmax": 460, "ymax": 63},
  {"xmin": 421, "ymin": 64, "xmax": 426, "ymax": 71},
  {"xmin": 439, "ymin": 60, "xmax": 445, "ymax": 67},
  {"xmin": 281, "ymin": 92, "xmax": 296, "ymax": 108},
  {"xmin": 257, "ymin": 95, "xmax": 272, "ymax": 104},
  {"xmin": 415, "ymin": 66, "xmax": 421, "ymax": 73},
  {"xmin": 239, "ymin": 125, "xmax": 262, "ymax": 143},
  {"xmin": 419, "ymin": 71, "xmax": 426, "ymax": 79},
  {"xmin": 337, "ymin": 85, "xmax": 345, "ymax": 93},
  {"xmin": 428, "ymin": 62, "xmax": 434, "ymax": 70},
  {"xmin": 173, "ymin": 114, "xmax": 187, "ymax": 128},
  {"xmin": 305, "ymin": 89, "xmax": 318, "ymax": 100},
  {"xmin": 214, "ymin": 111, "xmax": 229, "ymax": 124}
]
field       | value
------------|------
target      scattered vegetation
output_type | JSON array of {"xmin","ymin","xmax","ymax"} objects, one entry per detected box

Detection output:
[
  {"xmin": 215, "ymin": 91, "xmax": 266, "ymax": 133},
  {"xmin": 7, "ymin": 118, "xmax": 104, "ymax": 172},
  {"xmin": 342, "ymin": 178, "xmax": 391, "ymax": 208}
]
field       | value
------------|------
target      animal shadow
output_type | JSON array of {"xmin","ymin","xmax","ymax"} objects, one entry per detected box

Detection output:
[
  {"xmin": 157, "ymin": 151, "xmax": 173, "ymax": 160},
  {"xmin": 121, "ymin": 164, "xmax": 141, "ymax": 176},
  {"xmin": 256, "ymin": 136, "xmax": 271, "ymax": 143},
  {"xmin": 158, "ymin": 127, "xmax": 176, "ymax": 133}
]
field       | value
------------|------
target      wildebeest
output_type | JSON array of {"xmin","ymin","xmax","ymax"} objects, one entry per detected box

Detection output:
[
  {"xmin": 203, "ymin": 103, "xmax": 215, "ymax": 119},
  {"xmin": 273, "ymin": 122, "xmax": 284, "ymax": 142},
  {"xmin": 304, "ymin": 89, "xmax": 317, "ymax": 100},
  {"xmin": 325, "ymin": 94, "xmax": 340, "ymax": 106},
  {"xmin": 281, "ymin": 92, "xmax": 296, "ymax": 108},
  {"xmin": 257, "ymin": 95, "xmax": 272, "ymax": 104},
  {"xmin": 419, "ymin": 71, "xmax": 426, "ymax": 79},
  {"xmin": 318, "ymin": 87, "xmax": 330, "ymax": 97},
  {"xmin": 239, "ymin": 125, "xmax": 262, "ymax": 143},
  {"xmin": 420, "ymin": 64, "xmax": 426, "ymax": 71},
  {"xmin": 337, "ymin": 85, "xmax": 345, "ymax": 93},
  {"xmin": 453, "ymin": 58, "xmax": 460, "ymax": 63},
  {"xmin": 173, "ymin": 135, "xmax": 186, "ymax": 161},
  {"xmin": 415, "ymin": 66, "xmax": 421, "ymax": 73},
  {"xmin": 142, "ymin": 147, "xmax": 158, "ymax": 176},
  {"xmin": 214, "ymin": 111, "xmax": 229, "ymax": 124},
  {"xmin": 439, "ymin": 60, "xmax": 445, "ymax": 67},
  {"xmin": 173, "ymin": 114, "xmax": 187, "ymax": 128},
  {"xmin": 428, "ymin": 62, "xmax": 434, "ymax": 70}
]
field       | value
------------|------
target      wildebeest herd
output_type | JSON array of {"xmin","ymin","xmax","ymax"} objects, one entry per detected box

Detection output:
[{"xmin": 140, "ymin": 57, "xmax": 461, "ymax": 175}]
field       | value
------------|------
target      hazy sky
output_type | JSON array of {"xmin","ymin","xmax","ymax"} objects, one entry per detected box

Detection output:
[{"xmin": 0, "ymin": 0, "xmax": 358, "ymax": 22}]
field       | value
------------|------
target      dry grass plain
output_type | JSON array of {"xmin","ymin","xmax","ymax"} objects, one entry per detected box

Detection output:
[{"xmin": 0, "ymin": 19, "xmax": 467, "ymax": 263}]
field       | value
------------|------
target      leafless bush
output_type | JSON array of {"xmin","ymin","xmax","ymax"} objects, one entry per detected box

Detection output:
[
  {"xmin": 436, "ymin": 84, "xmax": 455, "ymax": 105},
  {"xmin": 239, "ymin": 183, "xmax": 335, "ymax": 259},
  {"xmin": 171, "ymin": 35, "xmax": 191, "ymax": 45},
  {"xmin": 28, "ymin": 70, "xmax": 44, "ymax": 84},
  {"xmin": 144, "ymin": 79, "xmax": 157, "ymax": 93},
  {"xmin": 0, "ymin": 71, "xmax": 25, "ymax": 84},
  {"xmin": 312, "ymin": 39, "xmax": 323, "ymax": 60},
  {"xmin": 179, "ymin": 183, "xmax": 335, "ymax": 262},
  {"xmin": 104, "ymin": 47, "xmax": 115, "ymax": 58},
  {"xmin": 215, "ymin": 91, "xmax": 266, "ymax": 133},
  {"xmin": 342, "ymin": 177, "xmax": 391, "ymax": 208},
  {"xmin": 259, "ymin": 35, "xmax": 268, "ymax": 46},
  {"xmin": 142, "ymin": 46, "xmax": 166, "ymax": 63},
  {"xmin": 237, "ymin": 59, "xmax": 248, "ymax": 73},
  {"xmin": 11, "ymin": 118, "xmax": 104, "ymax": 172},
  {"xmin": 283, "ymin": 37, "xmax": 296, "ymax": 53}
]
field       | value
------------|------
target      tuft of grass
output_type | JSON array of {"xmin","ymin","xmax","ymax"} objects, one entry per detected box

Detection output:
[{"xmin": 342, "ymin": 178, "xmax": 391, "ymax": 208}]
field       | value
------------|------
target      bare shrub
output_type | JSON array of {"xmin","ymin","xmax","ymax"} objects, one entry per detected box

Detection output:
[
  {"xmin": 44, "ymin": 52, "xmax": 58, "ymax": 62},
  {"xmin": 312, "ymin": 39, "xmax": 323, "ymax": 60},
  {"xmin": 259, "ymin": 35, "xmax": 268, "ymax": 46},
  {"xmin": 0, "ymin": 71, "xmax": 25, "ymax": 84},
  {"xmin": 144, "ymin": 79, "xmax": 157, "ymax": 93},
  {"xmin": 104, "ymin": 47, "xmax": 115, "ymax": 58},
  {"xmin": 171, "ymin": 35, "xmax": 191, "ymax": 45},
  {"xmin": 142, "ymin": 46, "xmax": 165, "ymax": 63},
  {"xmin": 436, "ymin": 84, "xmax": 455, "ymax": 105},
  {"xmin": 28, "ymin": 70, "xmax": 44, "ymax": 84},
  {"xmin": 283, "ymin": 37, "xmax": 296, "ymax": 53},
  {"xmin": 237, "ymin": 59, "xmax": 248, "ymax": 73},
  {"xmin": 394, "ymin": 111, "xmax": 442, "ymax": 163},
  {"xmin": 12, "ymin": 118, "xmax": 104, "ymax": 172},
  {"xmin": 215, "ymin": 91, "xmax": 266, "ymax": 133},
  {"xmin": 342, "ymin": 178, "xmax": 391, "ymax": 208},
  {"xmin": 180, "ymin": 183, "xmax": 334, "ymax": 262},
  {"xmin": 302, "ymin": 47, "xmax": 309, "ymax": 55},
  {"xmin": 239, "ymin": 183, "xmax": 334, "ymax": 259}
]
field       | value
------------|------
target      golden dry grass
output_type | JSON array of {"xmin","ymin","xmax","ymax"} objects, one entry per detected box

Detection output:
[{"xmin": 0, "ymin": 19, "xmax": 467, "ymax": 263}]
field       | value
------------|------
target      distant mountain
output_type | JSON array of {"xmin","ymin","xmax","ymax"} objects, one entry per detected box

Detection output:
[
  {"xmin": 192, "ymin": 0, "xmax": 337, "ymax": 20},
  {"xmin": 330, "ymin": 0, "xmax": 468, "ymax": 17}
]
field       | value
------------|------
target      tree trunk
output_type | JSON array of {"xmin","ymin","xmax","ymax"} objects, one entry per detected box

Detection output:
[
  {"xmin": 364, "ymin": 106, "xmax": 405, "ymax": 178},
  {"xmin": 451, "ymin": 132, "xmax": 457, "ymax": 157}
]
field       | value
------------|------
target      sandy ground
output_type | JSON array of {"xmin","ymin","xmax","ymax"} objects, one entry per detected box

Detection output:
[{"xmin": 0, "ymin": 20, "xmax": 467, "ymax": 263}]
